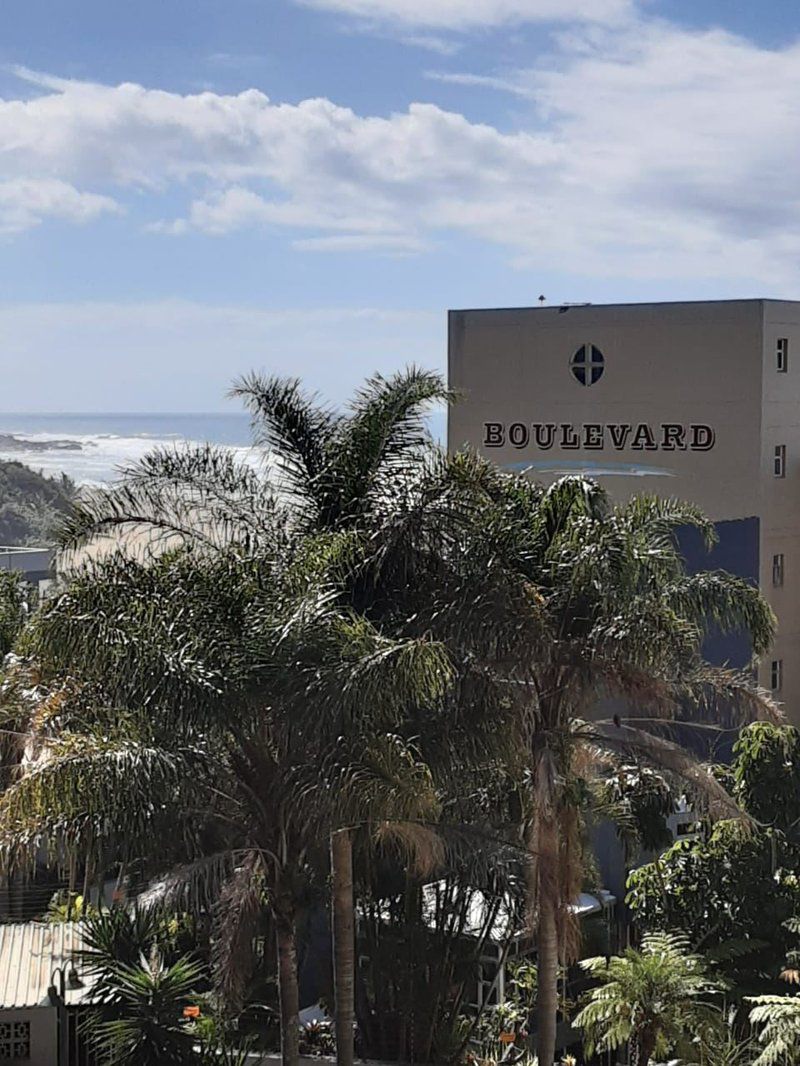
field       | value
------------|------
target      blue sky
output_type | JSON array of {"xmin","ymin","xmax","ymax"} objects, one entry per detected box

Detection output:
[{"xmin": 1, "ymin": 0, "xmax": 799, "ymax": 411}]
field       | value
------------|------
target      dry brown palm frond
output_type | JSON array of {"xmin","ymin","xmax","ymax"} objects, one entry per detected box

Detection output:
[
  {"xmin": 584, "ymin": 721, "xmax": 746, "ymax": 822},
  {"xmin": 372, "ymin": 820, "xmax": 446, "ymax": 878},
  {"xmin": 138, "ymin": 851, "xmax": 240, "ymax": 914},
  {"xmin": 212, "ymin": 851, "xmax": 267, "ymax": 1013},
  {"xmin": 781, "ymin": 969, "xmax": 800, "ymax": 986},
  {"xmin": 676, "ymin": 664, "xmax": 783, "ymax": 726},
  {"xmin": 581, "ymin": 658, "xmax": 679, "ymax": 720}
]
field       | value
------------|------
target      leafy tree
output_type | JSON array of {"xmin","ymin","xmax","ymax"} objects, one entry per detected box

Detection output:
[
  {"xmin": 599, "ymin": 765, "xmax": 676, "ymax": 859},
  {"xmin": 628, "ymin": 723, "xmax": 800, "ymax": 995},
  {"xmin": 415, "ymin": 472, "xmax": 775, "ymax": 1066},
  {"xmin": 733, "ymin": 722, "xmax": 800, "ymax": 833},
  {"xmin": 573, "ymin": 931, "xmax": 725, "ymax": 1066},
  {"xmin": 0, "ymin": 460, "xmax": 74, "ymax": 545}
]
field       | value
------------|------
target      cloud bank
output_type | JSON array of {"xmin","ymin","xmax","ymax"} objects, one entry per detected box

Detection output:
[
  {"xmin": 293, "ymin": 0, "xmax": 632, "ymax": 29},
  {"xmin": 3, "ymin": 18, "xmax": 800, "ymax": 286}
]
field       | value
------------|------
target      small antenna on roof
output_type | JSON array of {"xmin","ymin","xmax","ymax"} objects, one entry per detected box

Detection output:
[{"xmin": 538, "ymin": 294, "xmax": 546, "ymax": 305}]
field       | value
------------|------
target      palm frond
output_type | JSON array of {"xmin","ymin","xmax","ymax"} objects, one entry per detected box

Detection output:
[
  {"xmin": 230, "ymin": 372, "xmax": 334, "ymax": 519},
  {"xmin": 585, "ymin": 721, "xmax": 744, "ymax": 821},
  {"xmin": 211, "ymin": 851, "xmax": 267, "ymax": 1012},
  {"xmin": 332, "ymin": 367, "xmax": 451, "ymax": 523},
  {"xmin": 56, "ymin": 443, "xmax": 277, "ymax": 555},
  {"xmin": 0, "ymin": 735, "xmax": 207, "ymax": 872}
]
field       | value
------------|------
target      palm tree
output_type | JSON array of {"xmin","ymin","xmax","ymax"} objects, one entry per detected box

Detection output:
[
  {"xmin": 573, "ymin": 931, "xmax": 725, "ymax": 1066},
  {"xmin": 407, "ymin": 471, "xmax": 776, "ymax": 1066},
  {"xmin": 0, "ymin": 542, "xmax": 451, "ymax": 1066},
  {"xmin": 49, "ymin": 367, "xmax": 455, "ymax": 1066},
  {"xmin": 3, "ymin": 371, "xmax": 777, "ymax": 1066}
]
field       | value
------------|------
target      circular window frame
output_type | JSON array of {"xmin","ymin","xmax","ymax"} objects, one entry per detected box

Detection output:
[{"xmin": 570, "ymin": 344, "xmax": 605, "ymax": 386}]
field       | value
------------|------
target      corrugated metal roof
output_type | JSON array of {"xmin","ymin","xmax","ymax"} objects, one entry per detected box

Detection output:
[{"xmin": 0, "ymin": 922, "xmax": 96, "ymax": 1009}]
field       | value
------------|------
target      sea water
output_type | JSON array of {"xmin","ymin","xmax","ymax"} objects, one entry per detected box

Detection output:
[
  {"xmin": 0, "ymin": 413, "xmax": 256, "ymax": 486},
  {"xmin": 0, "ymin": 411, "xmax": 447, "ymax": 486}
]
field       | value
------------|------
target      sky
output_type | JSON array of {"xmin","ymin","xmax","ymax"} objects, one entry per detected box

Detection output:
[{"xmin": 1, "ymin": 0, "xmax": 800, "ymax": 411}]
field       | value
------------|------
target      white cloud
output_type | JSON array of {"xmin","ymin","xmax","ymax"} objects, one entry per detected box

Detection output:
[
  {"xmin": 293, "ymin": 0, "xmax": 632, "ymax": 29},
  {"xmin": 395, "ymin": 34, "xmax": 463, "ymax": 55},
  {"xmin": 292, "ymin": 233, "xmax": 429, "ymax": 253},
  {"xmin": 0, "ymin": 178, "xmax": 119, "ymax": 234},
  {"xmin": 425, "ymin": 70, "xmax": 530, "ymax": 95},
  {"xmin": 6, "ymin": 21, "xmax": 800, "ymax": 288}
]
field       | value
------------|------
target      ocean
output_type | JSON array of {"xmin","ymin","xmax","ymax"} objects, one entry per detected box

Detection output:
[
  {"xmin": 0, "ymin": 413, "xmax": 256, "ymax": 486},
  {"xmin": 0, "ymin": 411, "xmax": 448, "ymax": 486}
]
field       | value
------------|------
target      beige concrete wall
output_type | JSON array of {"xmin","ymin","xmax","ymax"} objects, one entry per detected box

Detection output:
[
  {"xmin": 449, "ymin": 300, "xmax": 764, "ymax": 521},
  {"xmin": 759, "ymin": 302, "xmax": 800, "ymax": 718},
  {"xmin": 449, "ymin": 298, "xmax": 800, "ymax": 724}
]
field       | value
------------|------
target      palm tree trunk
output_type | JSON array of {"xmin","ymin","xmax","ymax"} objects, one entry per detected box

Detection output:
[
  {"xmin": 276, "ymin": 907, "xmax": 301, "ymax": 1066},
  {"xmin": 535, "ymin": 812, "xmax": 560, "ymax": 1066},
  {"xmin": 637, "ymin": 1031, "xmax": 656, "ymax": 1066},
  {"xmin": 331, "ymin": 828, "xmax": 355, "ymax": 1066}
]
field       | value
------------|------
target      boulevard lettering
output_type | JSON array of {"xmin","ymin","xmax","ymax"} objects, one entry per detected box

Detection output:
[{"xmin": 483, "ymin": 422, "xmax": 715, "ymax": 452}]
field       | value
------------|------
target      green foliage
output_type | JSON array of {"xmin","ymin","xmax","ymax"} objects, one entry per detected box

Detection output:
[
  {"xmin": 85, "ymin": 952, "xmax": 203, "ymax": 1066},
  {"xmin": 46, "ymin": 889, "xmax": 98, "ymax": 923},
  {"xmin": 80, "ymin": 907, "xmax": 256, "ymax": 1066},
  {"xmin": 469, "ymin": 959, "xmax": 539, "ymax": 1063},
  {"xmin": 628, "ymin": 823, "xmax": 800, "ymax": 993},
  {"xmin": 573, "ymin": 931, "xmax": 725, "ymax": 1065},
  {"xmin": 599, "ymin": 765, "xmax": 675, "ymax": 858},
  {"xmin": 733, "ymin": 723, "xmax": 800, "ymax": 832},
  {"xmin": 628, "ymin": 724, "xmax": 800, "ymax": 995},
  {"xmin": 0, "ymin": 368, "xmax": 779, "ymax": 1066},
  {"xmin": 749, "ymin": 994, "xmax": 800, "ymax": 1066},
  {"xmin": 0, "ymin": 460, "xmax": 74, "ymax": 545},
  {"xmin": 79, "ymin": 906, "xmax": 201, "ymax": 1065},
  {"xmin": 0, "ymin": 570, "xmax": 29, "ymax": 657}
]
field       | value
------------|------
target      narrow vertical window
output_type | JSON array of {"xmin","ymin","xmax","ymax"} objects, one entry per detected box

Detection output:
[
  {"xmin": 773, "ymin": 553, "xmax": 785, "ymax": 587},
  {"xmin": 771, "ymin": 659, "xmax": 783, "ymax": 692},
  {"xmin": 775, "ymin": 445, "xmax": 786, "ymax": 478},
  {"xmin": 777, "ymin": 338, "xmax": 789, "ymax": 373}
]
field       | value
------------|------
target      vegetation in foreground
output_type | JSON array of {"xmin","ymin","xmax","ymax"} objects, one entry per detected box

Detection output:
[
  {"xmin": 0, "ymin": 458, "xmax": 74, "ymax": 545},
  {"xmin": 0, "ymin": 368, "xmax": 791, "ymax": 1066}
]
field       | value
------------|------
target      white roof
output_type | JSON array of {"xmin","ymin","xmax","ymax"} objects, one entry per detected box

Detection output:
[
  {"xmin": 0, "ymin": 922, "xmax": 96, "ymax": 1009},
  {"xmin": 419, "ymin": 884, "xmax": 617, "ymax": 943},
  {"xmin": 570, "ymin": 891, "xmax": 617, "ymax": 917}
]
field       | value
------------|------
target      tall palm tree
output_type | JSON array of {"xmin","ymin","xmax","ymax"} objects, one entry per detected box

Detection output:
[
  {"xmin": 573, "ymin": 931, "xmax": 725, "ymax": 1065},
  {"xmin": 0, "ymin": 543, "xmax": 451, "ymax": 1066},
  {"xmin": 406, "ymin": 470, "xmax": 776, "ymax": 1066},
  {"xmin": 50, "ymin": 367, "xmax": 455, "ymax": 1066}
]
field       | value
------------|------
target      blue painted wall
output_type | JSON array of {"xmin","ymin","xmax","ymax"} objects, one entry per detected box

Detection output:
[{"xmin": 676, "ymin": 516, "xmax": 760, "ymax": 669}]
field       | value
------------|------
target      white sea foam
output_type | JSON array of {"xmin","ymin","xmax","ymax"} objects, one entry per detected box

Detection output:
[{"xmin": 0, "ymin": 431, "xmax": 260, "ymax": 486}]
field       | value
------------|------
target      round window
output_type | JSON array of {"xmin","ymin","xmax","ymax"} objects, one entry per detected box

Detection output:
[{"xmin": 570, "ymin": 344, "xmax": 605, "ymax": 386}]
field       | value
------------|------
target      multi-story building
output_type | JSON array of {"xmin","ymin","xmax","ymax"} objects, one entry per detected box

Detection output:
[{"xmin": 448, "ymin": 299, "xmax": 800, "ymax": 720}]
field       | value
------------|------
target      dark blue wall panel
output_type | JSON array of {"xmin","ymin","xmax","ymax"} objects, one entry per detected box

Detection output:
[{"xmin": 676, "ymin": 517, "xmax": 760, "ymax": 669}]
